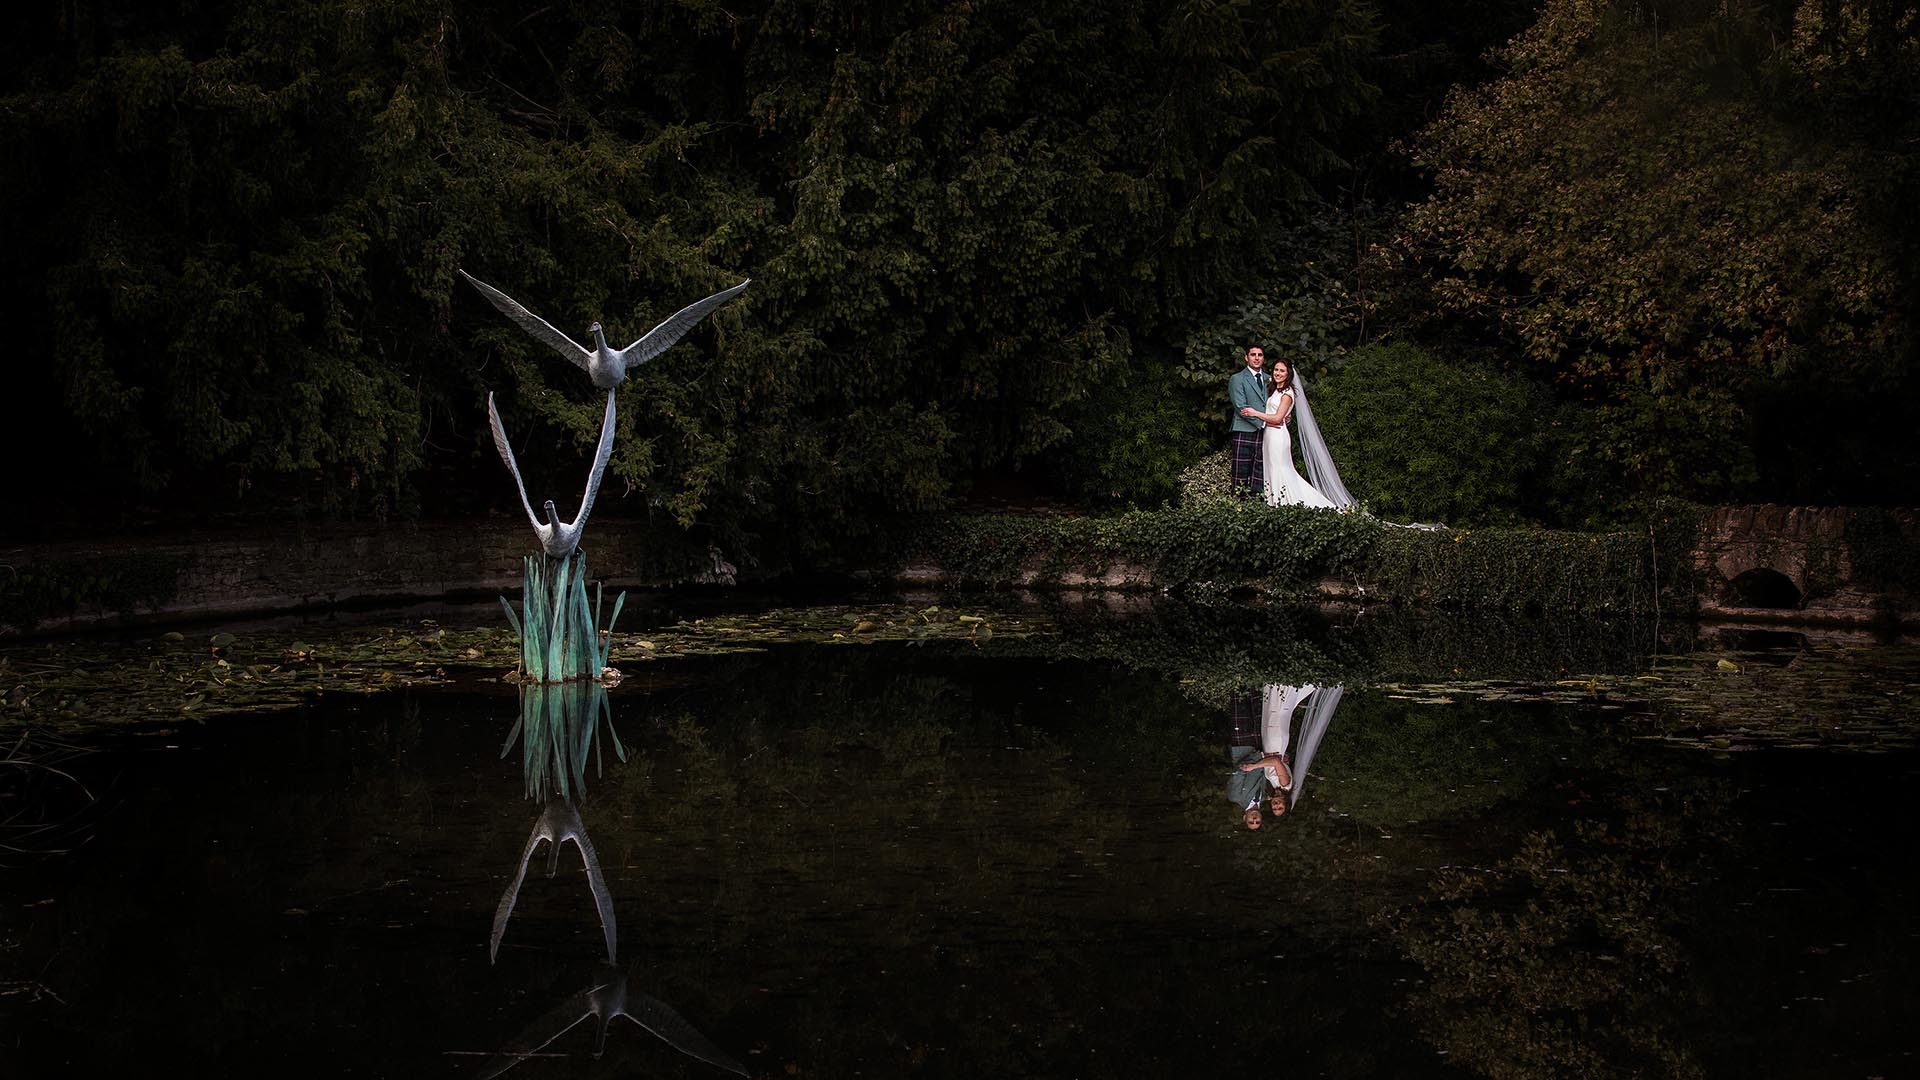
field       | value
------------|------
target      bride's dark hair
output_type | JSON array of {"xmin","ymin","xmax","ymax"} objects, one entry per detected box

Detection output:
[{"xmin": 1269, "ymin": 358, "xmax": 1294, "ymax": 391}]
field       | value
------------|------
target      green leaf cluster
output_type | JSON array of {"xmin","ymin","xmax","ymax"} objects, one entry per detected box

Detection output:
[{"xmin": 1311, "ymin": 340, "xmax": 1555, "ymax": 526}]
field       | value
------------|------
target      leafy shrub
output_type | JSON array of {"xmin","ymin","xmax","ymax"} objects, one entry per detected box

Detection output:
[
  {"xmin": 1310, "ymin": 342, "xmax": 1552, "ymax": 526},
  {"xmin": 1057, "ymin": 363, "xmax": 1211, "ymax": 507},
  {"xmin": 1178, "ymin": 448, "xmax": 1237, "ymax": 510}
]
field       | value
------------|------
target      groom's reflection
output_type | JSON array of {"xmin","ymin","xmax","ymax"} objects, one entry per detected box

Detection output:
[
  {"xmin": 478, "ymin": 682, "xmax": 745, "ymax": 1076},
  {"xmin": 1228, "ymin": 683, "xmax": 1346, "ymax": 830},
  {"xmin": 1227, "ymin": 689, "xmax": 1277, "ymax": 830}
]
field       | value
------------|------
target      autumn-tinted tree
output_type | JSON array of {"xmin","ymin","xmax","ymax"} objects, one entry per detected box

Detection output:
[{"xmin": 1403, "ymin": 0, "xmax": 1920, "ymax": 506}]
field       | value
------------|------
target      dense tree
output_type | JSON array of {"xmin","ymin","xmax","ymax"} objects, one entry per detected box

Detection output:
[
  {"xmin": 1401, "ymin": 0, "xmax": 1920, "ymax": 506},
  {"xmin": 6, "ymin": 0, "xmax": 1915, "ymax": 552},
  {"xmin": 0, "ymin": 0, "xmax": 1380, "ymax": 553}
]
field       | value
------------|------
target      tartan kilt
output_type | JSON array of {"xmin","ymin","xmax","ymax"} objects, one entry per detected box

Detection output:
[{"xmin": 1230, "ymin": 430, "xmax": 1264, "ymax": 497}]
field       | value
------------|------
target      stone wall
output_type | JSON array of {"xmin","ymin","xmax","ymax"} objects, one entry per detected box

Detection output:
[
  {"xmin": 1693, "ymin": 505, "xmax": 1918, "ymax": 625},
  {"xmin": 0, "ymin": 520, "xmax": 707, "ymax": 635},
  {"xmin": 6, "ymin": 505, "xmax": 1917, "ymax": 634}
]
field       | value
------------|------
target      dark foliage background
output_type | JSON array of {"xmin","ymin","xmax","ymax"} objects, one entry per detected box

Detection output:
[{"xmin": 1, "ymin": 0, "xmax": 1914, "ymax": 554}]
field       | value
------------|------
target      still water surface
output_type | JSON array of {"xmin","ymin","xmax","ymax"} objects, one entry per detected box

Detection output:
[{"xmin": 2, "ymin": 612, "xmax": 1917, "ymax": 1077}]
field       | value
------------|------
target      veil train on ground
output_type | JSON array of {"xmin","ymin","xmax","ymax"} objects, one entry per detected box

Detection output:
[{"xmin": 1288, "ymin": 371, "xmax": 1355, "ymax": 509}]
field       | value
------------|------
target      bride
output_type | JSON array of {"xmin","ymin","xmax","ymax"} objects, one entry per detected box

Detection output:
[{"xmin": 1249, "ymin": 358, "xmax": 1355, "ymax": 509}]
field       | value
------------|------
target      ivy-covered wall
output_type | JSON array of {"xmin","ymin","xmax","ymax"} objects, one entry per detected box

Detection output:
[{"xmin": 875, "ymin": 503, "xmax": 1700, "ymax": 616}]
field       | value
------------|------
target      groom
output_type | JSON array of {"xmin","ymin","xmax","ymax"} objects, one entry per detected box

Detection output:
[{"xmin": 1228, "ymin": 345, "xmax": 1269, "ymax": 499}]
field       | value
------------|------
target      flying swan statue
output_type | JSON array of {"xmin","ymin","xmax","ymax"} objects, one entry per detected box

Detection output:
[
  {"xmin": 488, "ymin": 389, "xmax": 617, "ymax": 560},
  {"xmin": 457, "ymin": 269, "xmax": 750, "ymax": 389}
]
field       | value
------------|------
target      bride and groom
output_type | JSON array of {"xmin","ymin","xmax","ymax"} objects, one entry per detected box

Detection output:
[
  {"xmin": 1228, "ymin": 683, "xmax": 1346, "ymax": 831},
  {"xmin": 1229, "ymin": 345, "xmax": 1354, "ymax": 509}
]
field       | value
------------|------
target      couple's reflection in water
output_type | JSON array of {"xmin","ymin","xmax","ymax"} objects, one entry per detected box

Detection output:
[
  {"xmin": 477, "ymin": 681, "xmax": 746, "ymax": 1077},
  {"xmin": 1228, "ymin": 683, "xmax": 1345, "ymax": 831}
]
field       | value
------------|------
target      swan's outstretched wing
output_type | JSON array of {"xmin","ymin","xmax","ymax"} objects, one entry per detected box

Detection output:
[
  {"xmin": 472, "ymin": 986, "xmax": 598, "ymax": 1079},
  {"xmin": 459, "ymin": 269, "xmax": 594, "ymax": 375},
  {"xmin": 567, "ymin": 389, "xmax": 618, "ymax": 533},
  {"xmin": 488, "ymin": 393, "xmax": 544, "ymax": 533},
  {"xmin": 611, "ymin": 280, "xmax": 750, "ymax": 366},
  {"xmin": 491, "ymin": 823, "xmax": 550, "ymax": 963},
  {"xmin": 551, "ymin": 800, "xmax": 619, "ymax": 964},
  {"xmin": 617, "ymin": 994, "xmax": 750, "ymax": 1076}
]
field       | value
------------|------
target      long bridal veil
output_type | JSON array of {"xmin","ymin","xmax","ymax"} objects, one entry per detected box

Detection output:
[
  {"xmin": 1286, "ymin": 685, "xmax": 1344, "ymax": 806},
  {"xmin": 1289, "ymin": 371, "xmax": 1355, "ymax": 509}
]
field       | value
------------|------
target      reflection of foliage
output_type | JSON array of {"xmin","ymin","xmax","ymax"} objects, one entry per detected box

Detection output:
[
  {"xmin": 1305, "ymin": 697, "xmax": 1590, "ymax": 827},
  {"xmin": 594, "ymin": 649, "xmax": 1194, "ymax": 1076},
  {"xmin": 980, "ymin": 593, "xmax": 1661, "ymax": 709},
  {"xmin": 12, "ymin": 628, "xmax": 1918, "ymax": 1074},
  {"xmin": 1387, "ymin": 781, "xmax": 1735, "ymax": 1079},
  {"xmin": 0, "ymin": 732, "xmax": 98, "ymax": 867}
]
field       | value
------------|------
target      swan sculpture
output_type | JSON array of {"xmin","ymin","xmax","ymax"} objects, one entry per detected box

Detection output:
[
  {"xmin": 457, "ymin": 269, "xmax": 750, "ymax": 389},
  {"xmin": 488, "ymin": 389, "xmax": 617, "ymax": 560},
  {"xmin": 491, "ymin": 799, "xmax": 617, "ymax": 965},
  {"xmin": 475, "ymin": 961, "xmax": 748, "ymax": 1077}
]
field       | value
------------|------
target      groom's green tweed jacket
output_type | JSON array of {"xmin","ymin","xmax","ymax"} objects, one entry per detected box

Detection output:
[{"xmin": 1229, "ymin": 367, "xmax": 1269, "ymax": 433}]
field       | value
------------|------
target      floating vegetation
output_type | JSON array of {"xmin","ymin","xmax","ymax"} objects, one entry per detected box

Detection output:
[
  {"xmin": 0, "ymin": 599, "xmax": 1910, "ymax": 755},
  {"xmin": 0, "ymin": 731, "xmax": 98, "ymax": 866},
  {"xmin": 0, "ymin": 623, "xmax": 517, "ymax": 735},
  {"xmin": 0, "ymin": 605, "xmax": 1041, "ymax": 733},
  {"xmin": 605, "ymin": 603, "xmax": 1039, "ymax": 661},
  {"xmin": 1374, "ymin": 642, "xmax": 1920, "ymax": 752}
]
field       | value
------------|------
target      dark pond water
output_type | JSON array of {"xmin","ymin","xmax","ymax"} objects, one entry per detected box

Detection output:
[{"xmin": 2, "ymin": 610, "xmax": 1918, "ymax": 1078}]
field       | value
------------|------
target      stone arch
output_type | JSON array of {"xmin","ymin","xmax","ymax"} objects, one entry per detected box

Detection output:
[{"xmin": 1725, "ymin": 567, "xmax": 1803, "ymax": 610}]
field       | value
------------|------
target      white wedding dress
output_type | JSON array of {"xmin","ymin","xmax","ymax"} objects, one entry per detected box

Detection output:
[
  {"xmin": 1262, "ymin": 389, "xmax": 1336, "ymax": 509},
  {"xmin": 1259, "ymin": 683, "xmax": 1346, "ymax": 809}
]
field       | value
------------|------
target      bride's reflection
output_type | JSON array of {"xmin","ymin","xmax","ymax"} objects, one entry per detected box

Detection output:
[
  {"xmin": 1228, "ymin": 683, "xmax": 1345, "ymax": 830},
  {"xmin": 479, "ymin": 682, "xmax": 746, "ymax": 1076}
]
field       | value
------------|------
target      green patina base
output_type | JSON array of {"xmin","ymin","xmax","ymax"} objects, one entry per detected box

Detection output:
[{"xmin": 499, "ymin": 551, "xmax": 626, "ymax": 683}]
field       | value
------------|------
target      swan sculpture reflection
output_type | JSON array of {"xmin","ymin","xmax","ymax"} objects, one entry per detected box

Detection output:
[
  {"xmin": 474, "ymin": 961, "xmax": 749, "ymax": 1078},
  {"xmin": 491, "ymin": 798, "xmax": 617, "ymax": 965},
  {"xmin": 487, "ymin": 389, "xmax": 616, "ymax": 560},
  {"xmin": 458, "ymin": 269, "xmax": 750, "ymax": 389}
]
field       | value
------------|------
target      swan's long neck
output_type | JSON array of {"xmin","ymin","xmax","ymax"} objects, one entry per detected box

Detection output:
[
  {"xmin": 589, "ymin": 324, "xmax": 610, "ymax": 356},
  {"xmin": 542, "ymin": 499, "xmax": 559, "ymax": 526}
]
